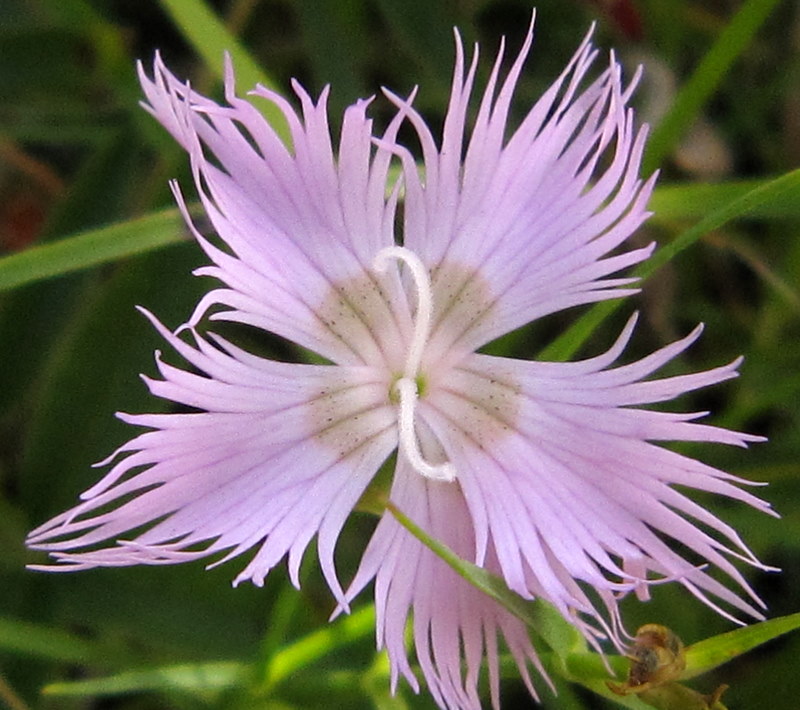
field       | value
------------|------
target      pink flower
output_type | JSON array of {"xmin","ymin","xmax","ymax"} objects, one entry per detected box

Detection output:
[{"xmin": 28, "ymin": 17, "xmax": 773, "ymax": 710}]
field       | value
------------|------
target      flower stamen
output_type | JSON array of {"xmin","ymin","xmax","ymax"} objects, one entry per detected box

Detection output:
[
  {"xmin": 374, "ymin": 246, "xmax": 456, "ymax": 482},
  {"xmin": 373, "ymin": 246, "xmax": 432, "ymax": 379},
  {"xmin": 395, "ymin": 378, "xmax": 456, "ymax": 482}
]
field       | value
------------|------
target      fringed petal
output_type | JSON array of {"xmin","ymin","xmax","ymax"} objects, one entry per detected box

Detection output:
[
  {"xmin": 345, "ymin": 461, "xmax": 551, "ymax": 710},
  {"xmin": 28, "ymin": 319, "xmax": 397, "ymax": 605},
  {"xmin": 420, "ymin": 322, "xmax": 772, "ymax": 633},
  {"xmin": 138, "ymin": 53, "xmax": 413, "ymax": 365},
  {"xmin": 396, "ymin": 21, "xmax": 656, "ymax": 354}
]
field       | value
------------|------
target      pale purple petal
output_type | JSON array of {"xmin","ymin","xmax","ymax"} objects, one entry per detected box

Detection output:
[
  {"xmin": 345, "ymin": 460, "xmax": 550, "ymax": 710},
  {"xmin": 139, "ymin": 54, "xmax": 413, "ymax": 366},
  {"xmin": 419, "ymin": 319, "xmax": 773, "ymax": 635},
  {"xmin": 395, "ymin": 21, "xmax": 656, "ymax": 355},
  {"xmin": 28, "ymin": 314, "xmax": 397, "ymax": 604}
]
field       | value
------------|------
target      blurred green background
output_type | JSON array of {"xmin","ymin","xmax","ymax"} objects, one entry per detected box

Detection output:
[{"xmin": 1, "ymin": 0, "xmax": 799, "ymax": 708}]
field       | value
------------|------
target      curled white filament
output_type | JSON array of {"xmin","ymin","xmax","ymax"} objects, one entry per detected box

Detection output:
[{"xmin": 374, "ymin": 246, "xmax": 456, "ymax": 483}]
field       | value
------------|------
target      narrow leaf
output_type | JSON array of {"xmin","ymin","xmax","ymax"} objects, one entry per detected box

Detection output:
[
  {"xmin": 649, "ymin": 179, "xmax": 800, "ymax": 222},
  {"xmin": 157, "ymin": 0, "xmax": 289, "ymax": 141},
  {"xmin": 681, "ymin": 611, "xmax": 800, "ymax": 680},
  {"xmin": 540, "ymin": 168, "xmax": 800, "ymax": 361},
  {"xmin": 42, "ymin": 660, "xmax": 246, "ymax": 697},
  {"xmin": 386, "ymin": 501, "xmax": 585, "ymax": 658},
  {"xmin": 262, "ymin": 604, "xmax": 376, "ymax": 689},
  {"xmin": 0, "ymin": 208, "xmax": 189, "ymax": 293},
  {"xmin": 0, "ymin": 616, "xmax": 107, "ymax": 665},
  {"xmin": 561, "ymin": 653, "xmax": 653, "ymax": 709},
  {"xmin": 643, "ymin": 0, "xmax": 782, "ymax": 173}
]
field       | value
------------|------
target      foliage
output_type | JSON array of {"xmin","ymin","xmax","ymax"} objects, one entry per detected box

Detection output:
[{"xmin": 1, "ymin": 0, "xmax": 798, "ymax": 708}]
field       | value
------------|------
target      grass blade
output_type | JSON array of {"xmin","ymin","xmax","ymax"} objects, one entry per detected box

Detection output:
[
  {"xmin": 540, "ymin": 168, "xmax": 800, "ymax": 361},
  {"xmin": 643, "ymin": 0, "xmax": 782, "ymax": 173},
  {"xmin": 0, "ymin": 208, "xmax": 189, "ymax": 293}
]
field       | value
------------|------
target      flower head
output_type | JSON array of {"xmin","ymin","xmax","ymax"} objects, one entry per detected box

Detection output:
[{"xmin": 27, "ymin": 16, "xmax": 773, "ymax": 710}]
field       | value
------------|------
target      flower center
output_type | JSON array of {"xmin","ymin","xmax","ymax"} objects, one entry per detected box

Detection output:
[{"xmin": 374, "ymin": 246, "xmax": 456, "ymax": 482}]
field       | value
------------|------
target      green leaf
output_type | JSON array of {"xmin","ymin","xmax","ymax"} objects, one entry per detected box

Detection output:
[
  {"xmin": 637, "ymin": 682, "xmax": 728, "ymax": 710},
  {"xmin": 649, "ymin": 179, "xmax": 800, "ymax": 222},
  {"xmin": 540, "ymin": 167, "xmax": 800, "ymax": 361},
  {"xmin": 0, "ymin": 208, "xmax": 189, "ymax": 293},
  {"xmin": 560, "ymin": 653, "xmax": 653, "ymax": 709},
  {"xmin": 42, "ymin": 660, "xmax": 246, "ymax": 697},
  {"xmin": 643, "ymin": 0, "xmax": 783, "ymax": 173},
  {"xmin": 681, "ymin": 611, "xmax": 800, "ymax": 680},
  {"xmin": 386, "ymin": 502, "xmax": 586, "ymax": 659},
  {"xmin": 562, "ymin": 614, "xmax": 800, "ymax": 709},
  {"xmin": 262, "ymin": 604, "xmax": 376, "ymax": 690},
  {"xmin": 157, "ymin": 0, "xmax": 289, "ymax": 142},
  {"xmin": 0, "ymin": 616, "xmax": 106, "ymax": 665}
]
